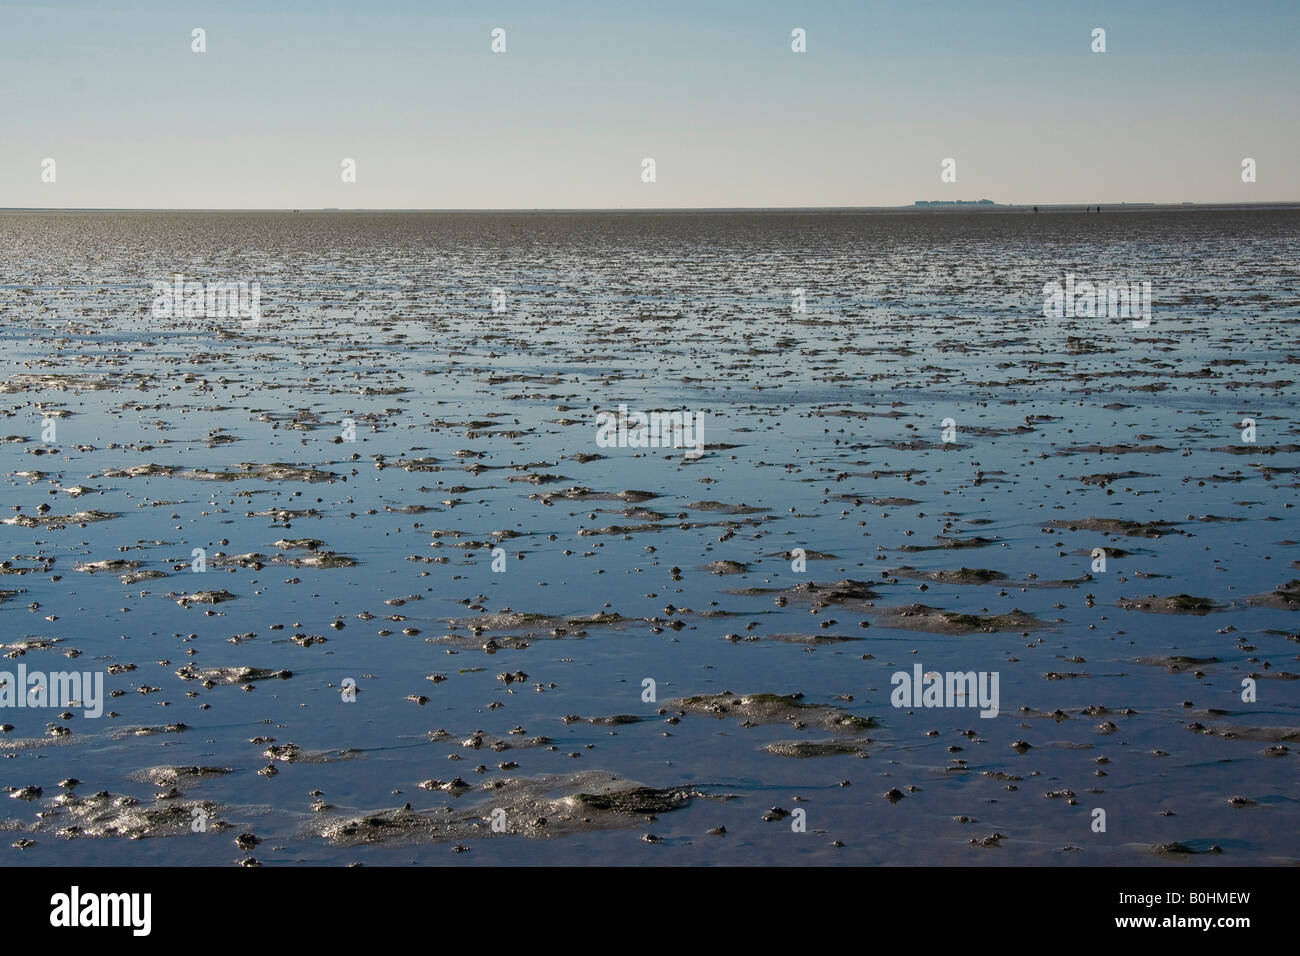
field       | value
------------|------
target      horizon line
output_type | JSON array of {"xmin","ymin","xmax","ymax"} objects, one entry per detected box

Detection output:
[{"xmin": 4, "ymin": 201, "xmax": 1300, "ymax": 214}]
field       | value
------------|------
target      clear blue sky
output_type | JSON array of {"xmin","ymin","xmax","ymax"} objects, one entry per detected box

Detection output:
[{"xmin": 2, "ymin": 0, "xmax": 1296, "ymax": 208}]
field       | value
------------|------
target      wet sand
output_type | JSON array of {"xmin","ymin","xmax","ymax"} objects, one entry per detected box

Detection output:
[{"xmin": 0, "ymin": 208, "xmax": 1297, "ymax": 865}]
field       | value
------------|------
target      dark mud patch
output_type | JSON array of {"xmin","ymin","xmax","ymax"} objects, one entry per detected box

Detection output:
[
  {"xmin": 1072, "ymin": 547, "xmax": 1141, "ymax": 559},
  {"xmin": 176, "ymin": 664, "xmax": 292, "ymax": 685},
  {"xmin": 1046, "ymin": 518, "xmax": 1183, "ymax": 538},
  {"xmin": 74, "ymin": 559, "xmax": 141, "ymax": 575},
  {"xmin": 874, "ymin": 604, "xmax": 1048, "ymax": 635},
  {"xmin": 891, "ymin": 566, "xmax": 1008, "ymax": 585},
  {"xmin": 832, "ymin": 495, "xmax": 921, "ymax": 506},
  {"xmin": 1076, "ymin": 472, "xmax": 1156, "ymax": 487},
  {"xmin": 134, "ymin": 766, "xmax": 235, "ymax": 787},
  {"xmin": 575, "ymin": 787, "xmax": 696, "ymax": 814},
  {"xmin": 1138, "ymin": 655, "xmax": 1222, "ymax": 673},
  {"xmin": 897, "ymin": 536, "xmax": 999, "ymax": 553},
  {"xmin": 727, "ymin": 579, "xmax": 879, "ymax": 608},
  {"xmin": 317, "ymin": 771, "xmax": 710, "ymax": 846},
  {"xmin": 34, "ymin": 791, "xmax": 224, "ymax": 840},
  {"xmin": 263, "ymin": 742, "xmax": 362, "ymax": 764},
  {"xmin": 3, "ymin": 510, "xmax": 120, "ymax": 529},
  {"xmin": 96, "ymin": 463, "xmax": 179, "ymax": 479},
  {"xmin": 1187, "ymin": 722, "xmax": 1300, "ymax": 743},
  {"xmin": 183, "ymin": 463, "xmax": 340, "ymax": 483},
  {"xmin": 1059, "ymin": 444, "xmax": 1176, "ymax": 456},
  {"xmin": 1210, "ymin": 444, "xmax": 1300, "ymax": 455},
  {"xmin": 702, "ymin": 560, "xmax": 750, "ymax": 575},
  {"xmin": 742, "ymin": 632, "xmax": 863, "ymax": 645},
  {"xmin": 440, "ymin": 609, "xmax": 628, "ymax": 640},
  {"xmin": 663, "ymin": 691, "xmax": 874, "ymax": 733},
  {"xmin": 2, "ymin": 637, "xmax": 66, "ymax": 659},
  {"xmin": 438, "ymin": 729, "xmax": 553, "ymax": 752},
  {"xmin": 212, "ymin": 549, "xmax": 358, "ymax": 570},
  {"xmin": 763, "ymin": 739, "xmax": 870, "ymax": 758},
  {"xmin": 1151, "ymin": 841, "xmax": 1223, "ymax": 856},
  {"xmin": 171, "ymin": 589, "xmax": 238, "ymax": 606},
  {"xmin": 535, "ymin": 486, "xmax": 659, "ymax": 504},
  {"xmin": 1246, "ymin": 580, "xmax": 1300, "ymax": 611},
  {"xmin": 687, "ymin": 501, "xmax": 770, "ymax": 515},
  {"xmin": 582, "ymin": 714, "xmax": 645, "ymax": 727},
  {"xmin": 1118, "ymin": 594, "xmax": 1224, "ymax": 615},
  {"xmin": 274, "ymin": 539, "xmax": 327, "ymax": 550},
  {"xmin": 112, "ymin": 723, "xmax": 190, "ymax": 740},
  {"xmin": 120, "ymin": 570, "xmax": 169, "ymax": 584}
]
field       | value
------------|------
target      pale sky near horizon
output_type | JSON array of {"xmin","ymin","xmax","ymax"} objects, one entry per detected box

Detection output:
[{"xmin": 2, "ymin": 0, "xmax": 1297, "ymax": 209}]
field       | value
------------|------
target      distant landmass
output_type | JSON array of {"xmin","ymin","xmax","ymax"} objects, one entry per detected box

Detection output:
[{"xmin": 914, "ymin": 199, "xmax": 995, "ymax": 206}]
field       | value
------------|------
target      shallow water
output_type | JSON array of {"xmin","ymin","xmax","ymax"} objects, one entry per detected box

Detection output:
[{"xmin": 1, "ymin": 208, "xmax": 1297, "ymax": 865}]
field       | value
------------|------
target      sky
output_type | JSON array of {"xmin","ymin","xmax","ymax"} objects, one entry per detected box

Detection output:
[{"xmin": 2, "ymin": 0, "xmax": 1297, "ymax": 208}]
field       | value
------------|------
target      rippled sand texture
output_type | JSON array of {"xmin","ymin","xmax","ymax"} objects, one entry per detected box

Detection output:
[{"xmin": 1, "ymin": 209, "xmax": 1297, "ymax": 865}]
